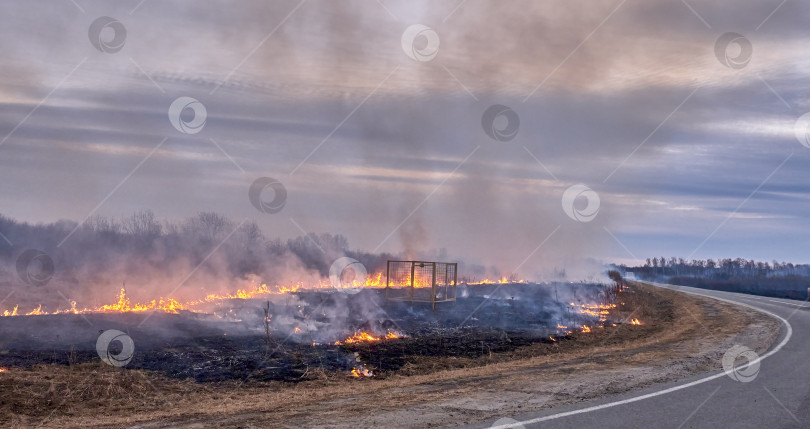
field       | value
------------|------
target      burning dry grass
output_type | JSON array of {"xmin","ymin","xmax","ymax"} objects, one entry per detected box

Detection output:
[
  {"xmin": 0, "ymin": 283, "xmax": 780, "ymax": 428},
  {"xmin": 1, "ymin": 271, "xmax": 474, "ymax": 318},
  {"xmin": 334, "ymin": 330, "xmax": 403, "ymax": 345}
]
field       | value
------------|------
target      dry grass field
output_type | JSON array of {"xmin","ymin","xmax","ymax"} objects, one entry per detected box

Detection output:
[{"xmin": 0, "ymin": 283, "xmax": 780, "ymax": 428}]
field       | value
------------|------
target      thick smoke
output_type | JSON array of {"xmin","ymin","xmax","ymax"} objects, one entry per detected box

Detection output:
[
  {"xmin": 0, "ymin": 210, "xmax": 615, "ymax": 344},
  {"xmin": 0, "ymin": 210, "xmax": 402, "ymax": 312}
]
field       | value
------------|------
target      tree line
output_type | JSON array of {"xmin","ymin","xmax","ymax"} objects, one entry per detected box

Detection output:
[
  {"xmin": 613, "ymin": 258, "xmax": 810, "ymax": 300},
  {"xmin": 0, "ymin": 211, "xmax": 398, "ymax": 305}
]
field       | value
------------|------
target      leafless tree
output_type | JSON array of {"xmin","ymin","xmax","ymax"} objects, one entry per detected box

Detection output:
[{"xmin": 123, "ymin": 210, "xmax": 161, "ymax": 242}]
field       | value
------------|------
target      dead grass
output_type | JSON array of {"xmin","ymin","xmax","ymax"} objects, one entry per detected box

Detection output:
[{"xmin": 0, "ymin": 283, "xmax": 780, "ymax": 428}]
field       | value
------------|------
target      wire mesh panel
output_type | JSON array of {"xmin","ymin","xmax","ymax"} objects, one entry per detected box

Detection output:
[
  {"xmin": 385, "ymin": 261, "xmax": 457, "ymax": 308},
  {"xmin": 434, "ymin": 262, "xmax": 457, "ymax": 301}
]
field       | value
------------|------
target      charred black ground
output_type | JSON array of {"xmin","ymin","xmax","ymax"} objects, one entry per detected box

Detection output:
[{"xmin": 0, "ymin": 282, "xmax": 621, "ymax": 382}]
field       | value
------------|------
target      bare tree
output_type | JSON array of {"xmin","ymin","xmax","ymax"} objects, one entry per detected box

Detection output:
[
  {"xmin": 182, "ymin": 211, "xmax": 232, "ymax": 242},
  {"xmin": 123, "ymin": 210, "xmax": 161, "ymax": 241},
  {"xmin": 238, "ymin": 221, "xmax": 264, "ymax": 249},
  {"xmin": 87, "ymin": 215, "xmax": 121, "ymax": 235}
]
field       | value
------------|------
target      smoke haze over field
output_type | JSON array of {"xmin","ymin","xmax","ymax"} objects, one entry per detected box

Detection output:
[
  {"xmin": 0, "ymin": 211, "xmax": 389, "ymax": 310},
  {"xmin": 2, "ymin": 0, "xmax": 810, "ymax": 286},
  {"xmin": 0, "ymin": 210, "xmax": 614, "ymax": 314}
]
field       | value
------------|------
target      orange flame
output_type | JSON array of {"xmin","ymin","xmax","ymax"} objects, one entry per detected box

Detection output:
[
  {"xmin": 630, "ymin": 318, "xmax": 642, "ymax": 325},
  {"xmin": 95, "ymin": 288, "xmax": 186, "ymax": 314},
  {"xmin": 574, "ymin": 303, "xmax": 617, "ymax": 322},
  {"xmin": 350, "ymin": 367, "xmax": 373, "ymax": 377},
  {"xmin": 1, "ymin": 274, "xmax": 615, "ymax": 323},
  {"xmin": 25, "ymin": 305, "xmax": 45, "ymax": 316},
  {"xmin": 1, "ymin": 272, "xmax": 448, "ymax": 317},
  {"xmin": 334, "ymin": 330, "xmax": 401, "ymax": 345},
  {"xmin": 2, "ymin": 306, "xmax": 18, "ymax": 317}
]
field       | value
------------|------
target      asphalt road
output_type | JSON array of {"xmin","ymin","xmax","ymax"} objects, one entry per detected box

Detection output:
[{"xmin": 464, "ymin": 283, "xmax": 810, "ymax": 429}]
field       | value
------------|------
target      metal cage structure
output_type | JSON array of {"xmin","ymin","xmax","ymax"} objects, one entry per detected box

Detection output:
[{"xmin": 385, "ymin": 260, "xmax": 457, "ymax": 309}]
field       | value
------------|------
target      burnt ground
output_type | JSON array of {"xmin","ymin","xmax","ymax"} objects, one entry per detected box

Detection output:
[
  {"xmin": 0, "ymin": 283, "xmax": 608, "ymax": 382},
  {"xmin": 0, "ymin": 282, "xmax": 780, "ymax": 428}
]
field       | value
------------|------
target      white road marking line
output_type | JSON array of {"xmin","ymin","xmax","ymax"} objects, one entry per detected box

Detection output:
[
  {"xmin": 488, "ymin": 282, "xmax": 794, "ymax": 429},
  {"xmin": 767, "ymin": 299, "xmax": 810, "ymax": 308}
]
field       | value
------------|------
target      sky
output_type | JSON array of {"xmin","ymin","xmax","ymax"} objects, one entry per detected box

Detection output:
[{"xmin": 1, "ymin": 0, "xmax": 810, "ymax": 279}]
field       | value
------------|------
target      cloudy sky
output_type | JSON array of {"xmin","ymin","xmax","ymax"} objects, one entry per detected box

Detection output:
[{"xmin": 2, "ymin": 0, "xmax": 810, "ymax": 278}]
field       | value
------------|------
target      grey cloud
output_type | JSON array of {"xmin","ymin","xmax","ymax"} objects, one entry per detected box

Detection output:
[{"xmin": 2, "ymin": 0, "xmax": 810, "ymax": 276}]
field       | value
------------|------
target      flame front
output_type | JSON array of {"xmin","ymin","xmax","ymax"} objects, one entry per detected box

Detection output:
[
  {"xmin": 334, "ymin": 330, "xmax": 401, "ymax": 345},
  {"xmin": 2, "ymin": 306, "xmax": 17, "ymax": 317},
  {"xmin": 1, "ymin": 275, "xmax": 377, "ymax": 317},
  {"xmin": 96, "ymin": 288, "xmax": 187, "ymax": 314},
  {"xmin": 575, "ymin": 303, "xmax": 617, "ymax": 322},
  {"xmin": 1, "ymin": 274, "xmax": 621, "ymax": 322}
]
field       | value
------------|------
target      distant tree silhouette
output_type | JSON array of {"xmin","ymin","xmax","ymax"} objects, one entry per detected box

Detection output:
[{"xmin": 613, "ymin": 257, "xmax": 810, "ymax": 300}]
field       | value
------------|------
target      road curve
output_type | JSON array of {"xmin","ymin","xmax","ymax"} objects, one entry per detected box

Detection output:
[{"xmin": 465, "ymin": 283, "xmax": 810, "ymax": 429}]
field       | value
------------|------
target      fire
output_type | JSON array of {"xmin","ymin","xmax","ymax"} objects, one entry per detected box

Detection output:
[
  {"xmin": 581, "ymin": 325, "xmax": 591, "ymax": 333},
  {"xmin": 630, "ymin": 318, "xmax": 642, "ymax": 325},
  {"xmin": 350, "ymin": 367, "xmax": 373, "ymax": 377},
  {"xmin": 575, "ymin": 303, "xmax": 617, "ymax": 322},
  {"xmin": 0, "ymin": 272, "xmax": 427, "ymax": 317},
  {"xmin": 96, "ymin": 288, "xmax": 187, "ymax": 314},
  {"xmin": 1, "ymin": 273, "xmax": 611, "ymax": 323},
  {"xmin": 0, "ymin": 368, "xmax": 7, "ymax": 373},
  {"xmin": 555, "ymin": 324, "xmax": 574, "ymax": 335},
  {"xmin": 25, "ymin": 305, "xmax": 45, "ymax": 316},
  {"xmin": 334, "ymin": 330, "xmax": 401, "ymax": 345}
]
